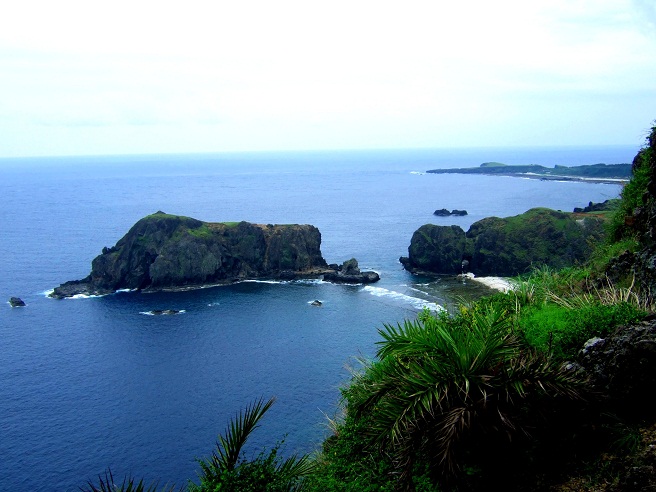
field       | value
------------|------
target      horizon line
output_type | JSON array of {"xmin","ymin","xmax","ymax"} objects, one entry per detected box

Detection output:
[{"xmin": 0, "ymin": 142, "xmax": 641, "ymax": 160}]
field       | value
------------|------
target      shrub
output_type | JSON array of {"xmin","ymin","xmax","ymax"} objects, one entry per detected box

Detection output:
[
  {"xmin": 519, "ymin": 301, "xmax": 646, "ymax": 359},
  {"xmin": 342, "ymin": 306, "xmax": 583, "ymax": 487}
]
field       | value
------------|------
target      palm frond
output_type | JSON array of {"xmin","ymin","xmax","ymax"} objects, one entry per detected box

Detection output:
[
  {"xmin": 81, "ymin": 469, "xmax": 179, "ymax": 492},
  {"xmin": 214, "ymin": 396, "xmax": 276, "ymax": 472}
]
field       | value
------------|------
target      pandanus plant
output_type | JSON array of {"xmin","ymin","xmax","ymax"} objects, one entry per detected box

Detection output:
[
  {"xmin": 345, "ymin": 306, "xmax": 584, "ymax": 484},
  {"xmin": 83, "ymin": 398, "xmax": 313, "ymax": 492},
  {"xmin": 191, "ymin": 397, "xmax": 314, "ymax": 491}
]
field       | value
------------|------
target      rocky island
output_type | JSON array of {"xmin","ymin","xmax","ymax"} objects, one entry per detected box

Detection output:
[
  {"xmin": 50, "ymin": 212, "xmax": 378, "ymax": 298},
  {"xmin": 401, "ymin": 207, "xmax": 606, "ymax": 277},
  {"xmin": 426, "ymin": 162, "xmax": 632, "ymax": 183}
]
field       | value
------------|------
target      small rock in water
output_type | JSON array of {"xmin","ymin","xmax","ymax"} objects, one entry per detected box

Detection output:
[
  {"xmin": 151, "ymin": 309, "xmax": 181, "ymax": 315},
  {"xmin": 9, "ymin": 297, "xmax": 26, "ymax": 307},
  {"xmin": 310, "ymin": 300, "xmax": 322, "ymax": 306}
]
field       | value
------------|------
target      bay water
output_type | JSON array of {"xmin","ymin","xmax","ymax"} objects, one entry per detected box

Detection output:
[{"xmin": 0, "ymin": 146, "xmax": 635, "ymax": 490}]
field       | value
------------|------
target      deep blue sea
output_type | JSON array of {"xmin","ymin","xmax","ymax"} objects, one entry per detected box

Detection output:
[{"xmin": 0, "ymin": 146, "xmax": 636, "ymax": 490}]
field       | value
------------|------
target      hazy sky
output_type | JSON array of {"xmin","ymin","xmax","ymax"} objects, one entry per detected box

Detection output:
[{"xmin": 1, "ymin": 0, "xmax": 655, "ymax": 157}]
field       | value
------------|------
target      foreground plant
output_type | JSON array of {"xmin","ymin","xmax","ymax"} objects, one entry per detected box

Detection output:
[
  {"xmin": 189, "ymin": 397, "xmax": 314, "ymax": 492},
  {"xmin": 81, "ymin": 469, "xmax": 179, "ymax": 492},
  {"xmin": 345, "ymin": 306, "xmax": 584, "ymax": 486}
]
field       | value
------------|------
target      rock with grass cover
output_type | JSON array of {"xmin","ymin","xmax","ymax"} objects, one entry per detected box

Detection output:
[
  {"xmin": 402, "ymin": 207, "xmax": 606, "ymax": 277},
  {"xmin": 50, "ymin": 212, "xmax": 331, "ymax": 298}
]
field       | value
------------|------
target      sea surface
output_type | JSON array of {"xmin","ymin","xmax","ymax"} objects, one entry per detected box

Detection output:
[{"xmin": 0, "ymin": 145, "xmax": 636, "ymax": 490}]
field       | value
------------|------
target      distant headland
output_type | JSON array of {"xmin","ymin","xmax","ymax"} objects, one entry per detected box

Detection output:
[{"xmin": 426, "ymin": 162, "xmax": 631, "ymax": 184}]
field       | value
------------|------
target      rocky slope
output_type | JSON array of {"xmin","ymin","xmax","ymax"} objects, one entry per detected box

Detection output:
[
  {"xmin": 50, "ymin": 212, "xmax": 332, "ymax": 298},
  {"xmin": 401, "ymin": 207, "xmax": 605, "ymax": 277}
]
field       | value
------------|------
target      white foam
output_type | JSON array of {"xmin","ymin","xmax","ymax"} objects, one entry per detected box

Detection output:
[
  {"xmin": 294, "ymin": 278, "xmax": 324, "ymax": 285},
  {"xmin": 67, "ymin": 293, "xmax": 104, "ymax": 299},
  {"xmin": 460, "ymin": 273, "xmax": 514, "ymax": 292},
  {"xmin": 362, "ymin": 286, "xmax": 444, "ymax": 311},
  {"xmin": 410, "ymin": 171, "xmax": 425, "ymax": 175},
  {"xmin": 244, "ymin": 278, "xmax": 325, "ymax": 286},
  {"xmin": 243, "ymin": 279, "xmax": 287, "ymax": 285}
]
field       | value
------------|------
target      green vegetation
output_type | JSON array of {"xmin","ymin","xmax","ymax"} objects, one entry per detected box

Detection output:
[
  {"xmin": 189, "ymin": 397, "xmax": 314, "ymax": 492},
  {"xmin": 609, "ymin": 143, "xmax": 653, "ymax": 241},
  {"xmin": 427, "ymin": 162, "xmax": 632, "ymax": 181},
  {"xmin": 344, "ymin": 306, "xmax": 582, "ymax": 480},
  {"xmin": 480, "ymin": 161, "xmax": 507, "ymax": 167},
  {"xmin": 82, "ymin": 470, "xmax": 179, "ymax": 492}
]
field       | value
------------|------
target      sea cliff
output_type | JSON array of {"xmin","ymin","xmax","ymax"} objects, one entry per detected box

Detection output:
[{"xmin": 51, "ymin": 212, "xmax": 332, "ymax": 298}]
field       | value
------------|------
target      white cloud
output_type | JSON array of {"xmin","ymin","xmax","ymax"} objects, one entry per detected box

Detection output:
[{"xmin": 0, "ymin": 0, "xmax": 655, "ymax": 156}]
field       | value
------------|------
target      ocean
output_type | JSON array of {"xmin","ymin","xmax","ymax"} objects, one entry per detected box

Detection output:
[{"xmin": 0, "ymin": 145, "xmax": 636, "ymax": 490}]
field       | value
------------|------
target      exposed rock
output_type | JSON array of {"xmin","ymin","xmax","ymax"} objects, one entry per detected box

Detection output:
[
  {"xmin": 433, "ymin": 208, "xmax": 468, "ymax": 217},
  {"xmin": 323, "ymin": 258, "xmax": 380, "ymax": 284},
  {"xmin": 9, "ymin": 297, "xmax": 26, "ymax": 307},
  {"xmin": 573, "ymin": 199, "xmax": 619, "ymax": 213},
  {"xmin": 401, "ymin": 224, "xmax": 466, "ymax": 275},
  {"xmin": 572, "ymin": 318, "xmax": 656, "ymax": 418},
  {"xmin": 401, "ymin": 208, "xmax": 606, "ymax": 277},
  {"xmin": 150, "ymin": 309, "xmax": 182, "ymax": 315},
  {"xmin": 310, "ymin": 300, "xmax": 322, "ymax": 307},
  {"xmin": 50, "ymin": 212, "xmax": 331, "ymax": 298}
]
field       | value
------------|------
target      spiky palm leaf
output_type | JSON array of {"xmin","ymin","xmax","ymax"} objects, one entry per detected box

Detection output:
[
  {"xmin": 217, "ymin": 396, "xmax": 275, "ymax": 472},
  {"xmin": 346, "ymin": 305, "xmax": 584, "ymax": 479},
  {"xmin": 193, "ymin": 397, "xmax": 314, "ymax": 491},
  {"xmin": 81, "ymin": 469, "xmax": 180, "ymax": 492}
]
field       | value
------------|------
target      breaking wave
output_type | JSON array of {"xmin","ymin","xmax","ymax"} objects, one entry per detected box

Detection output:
[{"xmin": 362, "ymin": 286, "xmax": 444, "ymax": 311}]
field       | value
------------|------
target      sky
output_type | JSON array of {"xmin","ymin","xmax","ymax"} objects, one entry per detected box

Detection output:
[{"xmin": 1, "ymin": 0, "xmax": 655, "ymax": 157}]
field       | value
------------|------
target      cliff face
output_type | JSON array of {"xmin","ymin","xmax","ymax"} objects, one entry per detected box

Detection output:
[
  {"xmin": 630, "ymin": 126, "xmax": 656, "ymax": 297},
  {"xmin": 401, "ymin": 208, "xmax": 606, "ymax": 277},
  {"xmin": 605, "ymin": 125, "xmax": 656, "ymax": 297},
  {"xmin": 51, "ymin": 212, "xmax": 329, "ymax": 298}
]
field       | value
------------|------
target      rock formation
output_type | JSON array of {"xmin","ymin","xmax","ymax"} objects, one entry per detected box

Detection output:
[
  {"xmin": 572, "ymin": 199, "xmax": 619, "ymax": 214},
  {"xmin": 401, "ymin": 208, "xmax": 605, "ymax": 276},
  {"xmin": 433, "ymin": 208, "xmax": 468, "ymax": 216},
  {"xmin": 400, "ymin": 225, "xmax": 467, "ymax": 275},
  {"xmin": 9, "ymin": 297, "xmax": 26, "ymax": 307},
  {"xmin": 50, "ymin": 212, "xmax": 332, "ymax": 298},
  {"xmin": 322, "ymin": 258, "xmax": 380, "ymax": 284}
]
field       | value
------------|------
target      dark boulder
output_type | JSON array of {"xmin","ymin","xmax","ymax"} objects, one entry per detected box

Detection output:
[
  {"xmin": 9, "ymin": 297, "xmax": 26, "ymax": 307},
  {"xmin": 433, "ymin": 208, "xmax": 468, "ymax": 216},
  {"xmin": 150, "ymin": 309, "xmax": 182, "ymax": 315},
  {"xmin": 323, "ymin": 258, "xmax": 380, "ymax": 284}
]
